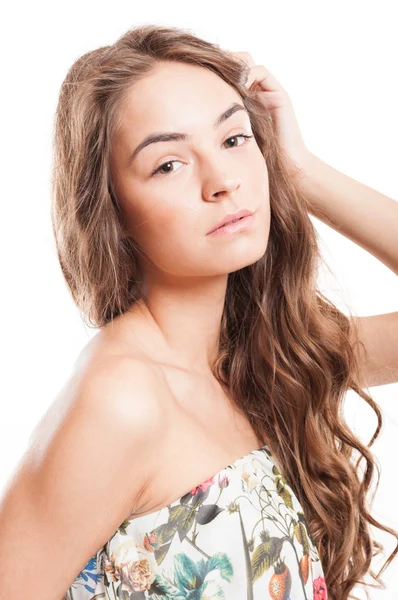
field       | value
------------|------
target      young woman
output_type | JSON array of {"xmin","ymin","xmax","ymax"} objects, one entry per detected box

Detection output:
[{"xmin": 1, "ymin": 24, "xmax": 397, "ymax": 600}]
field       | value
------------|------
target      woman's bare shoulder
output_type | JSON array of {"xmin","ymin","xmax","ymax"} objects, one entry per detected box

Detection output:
[
  {"xmin": 30, "ymin": 331, "xmax": 170, "ymax": 474},
  {"xmin": 0, "ymin": 330, "xmax": 169, "ymax": 598}
]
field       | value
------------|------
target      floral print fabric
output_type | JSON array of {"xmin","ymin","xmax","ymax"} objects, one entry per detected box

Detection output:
[{"xmin": 64, "ymin": 444, "xmax": 328, "ymax": 599}]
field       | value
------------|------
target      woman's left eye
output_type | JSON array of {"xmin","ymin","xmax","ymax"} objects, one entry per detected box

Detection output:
[
  {"xmin": 223, "ymin": 132, "xmax": 253, "ymax": 149},
  {"xmin": 151, "ymin": 132, "xmax": 254, "ymax": 177}
]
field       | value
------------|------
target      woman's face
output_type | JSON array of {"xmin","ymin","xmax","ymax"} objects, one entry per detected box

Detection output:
[{"xmin": 110, "ymin": 61, "xmax": 270, "ymax": 279}]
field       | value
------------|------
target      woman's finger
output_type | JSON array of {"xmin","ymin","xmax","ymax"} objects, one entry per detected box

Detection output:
[
  {"xmin": 244, "ymin": 64, "xmax": 287, "ymax": 95},
  {"xmin": 228, "ymin": 50, "xmax": 288, "ymax": 96}
]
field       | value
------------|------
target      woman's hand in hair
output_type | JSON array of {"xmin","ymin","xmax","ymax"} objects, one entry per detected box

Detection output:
[{"xmin": 228, "ymin": 50, "xmax": 315, "ymax": 179}]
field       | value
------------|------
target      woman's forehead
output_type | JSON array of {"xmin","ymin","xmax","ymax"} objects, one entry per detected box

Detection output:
[{"xmin": 119, "ymin": 62, "xmax": 241, "ymax": 134}]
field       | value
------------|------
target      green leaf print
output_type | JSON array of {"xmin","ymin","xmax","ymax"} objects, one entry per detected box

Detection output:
[
  {"xmin": 150, "ymin": 573, "xmax": 186, "ymax": 599},
  {"xmin": 294, "ymin": 521, "xmax": 310, "ymax": 554},
  {"xmin": 297, "ymin": 511, "xmax": 316, "ymax": 547},
  {"xmin": 177, "ymin": 507, "xmax": 197, "ymax": 542},
  {"xmin": 251, "ymin": 533, "xmax": 284, "ymax": 583},
  {"xmin": 204, "ymin": 552, "xmax": 234, "ymax": 582},
  {"xmin": 152, "ymin": 518, "xmax": 179, "ymax": 545},
  {"xmin": 151, "ymin": 552, "xmax": 233, "ymax": 599},
  {"xmin": 275, "ymin": 476, "xmax": 294, "ymax": 510},
  {"xmin": 154, "ymin": 540, "xmax": 173, "ymax": 565},
  {"xmin": 174, "ymin": 553, "xmax": 204, "ymax": 590}
]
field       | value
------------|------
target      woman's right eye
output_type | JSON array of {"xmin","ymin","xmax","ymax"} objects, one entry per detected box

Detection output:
[{"xmin": 151, "ymin": 159, "xmax": 183, "ymax": 177}]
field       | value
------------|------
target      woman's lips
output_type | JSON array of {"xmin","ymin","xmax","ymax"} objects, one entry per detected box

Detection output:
[
  {"xmin": 207, "ymin": 213, "xmax": 255, "ymax": 236},
  {"xmin": 207, "ymin": 208, "xmax": 255, "ymax": 234}
]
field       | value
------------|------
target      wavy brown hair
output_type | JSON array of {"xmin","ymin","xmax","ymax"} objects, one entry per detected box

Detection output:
[{"xmin": 51, "ymin": 23, "xmax": 397, "ymax": 600}]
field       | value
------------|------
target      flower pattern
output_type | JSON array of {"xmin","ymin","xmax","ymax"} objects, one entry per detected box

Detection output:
[{"xmin": 63, "ymin": 444, "xmax": 328, "ymax": 599}]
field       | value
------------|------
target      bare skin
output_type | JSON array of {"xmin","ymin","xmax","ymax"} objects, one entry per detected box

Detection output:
[{"xmin": 81, "ymin": 60, "xmax": 272, "ymax": 518}]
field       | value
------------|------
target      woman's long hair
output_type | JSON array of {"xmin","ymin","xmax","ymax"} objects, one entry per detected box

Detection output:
[{"xmin": 51, "ymin": 23, "xmax": 397, "ymax": 600}]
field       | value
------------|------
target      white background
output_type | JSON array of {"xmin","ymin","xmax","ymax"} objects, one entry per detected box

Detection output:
[{"xmin": 1, "ymin": 1, "xmax": 397, "ymax": 597}]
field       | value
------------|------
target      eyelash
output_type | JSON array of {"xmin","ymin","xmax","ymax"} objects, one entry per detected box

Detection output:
[{"xmin": 150, "ymin": 133, "xmax": 254, "ymax": 177}]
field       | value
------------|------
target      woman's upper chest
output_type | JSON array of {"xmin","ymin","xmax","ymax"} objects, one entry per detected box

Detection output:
[{"xmin": 124, "ymin": 362, "xmax": 266, "ymax": 520}]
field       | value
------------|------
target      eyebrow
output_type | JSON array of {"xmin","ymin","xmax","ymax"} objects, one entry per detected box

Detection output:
[{"xmin": 127, "ymin": 101, "xmax": 248, "ymax": 166}]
